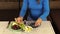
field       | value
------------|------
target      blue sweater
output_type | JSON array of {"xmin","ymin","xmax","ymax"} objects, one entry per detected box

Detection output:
[{"xmin": 19, "ymin": 0, "xmax": 50, "ymax": 20}]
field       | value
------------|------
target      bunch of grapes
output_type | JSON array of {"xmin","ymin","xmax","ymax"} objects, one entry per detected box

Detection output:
[{"xmin": 11, "ymin": 25, "xmax": 21, "ymax": 30}]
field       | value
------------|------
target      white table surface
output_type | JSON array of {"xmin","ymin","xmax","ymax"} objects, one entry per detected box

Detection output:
[{"xmin": 0, "ymin": 21, "xmax": 55, "ymax": 34}]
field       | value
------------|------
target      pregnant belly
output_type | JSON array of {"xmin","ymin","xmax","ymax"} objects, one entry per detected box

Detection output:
[{"xmin": 30, "ymin": 10, "xmax": 42, "ymax": 19}]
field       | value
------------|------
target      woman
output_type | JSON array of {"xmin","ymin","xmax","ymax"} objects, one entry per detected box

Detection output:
[{"xmin": 15, "ymin": 0, "xmax": 50, "ymax": 26}]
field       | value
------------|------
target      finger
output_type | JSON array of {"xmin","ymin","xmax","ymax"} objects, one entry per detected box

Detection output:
[
  {"xmin": 14, "ymin": 18, "xmax": 16, "ymax": 21},
  {"xmin": 15, "ymin": 18, "xmax": 20, "ymax": 23},
  {"xmin": 14, "ymin": 18, "xmax": 17, "ymax": 22},
  {"xmin": 35, "ymin": 22, "xmax": 38, "ymax": 26},
  {"xmin": 35, "ymin": 22, "xmax": 40, "ymax": 26}
]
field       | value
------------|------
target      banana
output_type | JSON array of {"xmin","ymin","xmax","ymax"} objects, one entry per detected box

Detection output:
[{"xmin": 24, "ymin": 26, "xmax": 33, "ymax": 32}]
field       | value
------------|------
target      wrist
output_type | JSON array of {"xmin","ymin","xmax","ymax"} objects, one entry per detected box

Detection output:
[
  {"xmin": 37, "ymin": 18, "xmax": 42, "ymax": 24},
  {"xmin": 38, "ymin": 18, "xmax": 42, "ymax": 21}
]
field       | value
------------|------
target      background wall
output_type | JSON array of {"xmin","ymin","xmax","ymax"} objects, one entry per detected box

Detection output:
[
  {"xmin": 0, "ymin": 0, "xmax": 19, "ymax": 21},
  {"xmin": 49, "ymin": 0, "xmax": 60, "ymax": 34}
]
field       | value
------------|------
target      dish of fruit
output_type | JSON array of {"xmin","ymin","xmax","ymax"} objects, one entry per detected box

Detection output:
[{"xmin": 8, "ymin": 21, "xmax": 33, "ymax": 32}]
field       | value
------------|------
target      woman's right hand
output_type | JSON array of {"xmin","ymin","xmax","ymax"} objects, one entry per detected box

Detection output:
[{"xmin": 15, "ymin": 17, "xmax": 23, "ymax": 24}]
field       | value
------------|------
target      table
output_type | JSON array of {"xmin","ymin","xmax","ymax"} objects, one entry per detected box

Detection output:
[{"xmin": 0, "ymin": 21, "xmax": 55, "ymax": 34}]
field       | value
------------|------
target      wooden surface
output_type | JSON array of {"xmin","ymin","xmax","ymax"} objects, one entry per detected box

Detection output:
[{"xmin": 0, "ymin": 21, "xmax": 55, "ymax": 34}]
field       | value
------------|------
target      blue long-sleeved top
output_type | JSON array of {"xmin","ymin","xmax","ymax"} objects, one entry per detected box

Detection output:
[{"xmin": 19, "ymin": 0, "xmax": 50, "ymax": 20}]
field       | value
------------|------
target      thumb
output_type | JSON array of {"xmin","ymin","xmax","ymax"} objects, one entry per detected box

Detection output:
[{"xmin": 14, "ymin": 18, "xmax": 17, "ymax": 22}]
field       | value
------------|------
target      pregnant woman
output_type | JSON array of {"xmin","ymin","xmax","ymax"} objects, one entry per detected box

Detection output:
[{"xmin": 15, "ymin": 0, "xmax": 50, "ymax": 26}]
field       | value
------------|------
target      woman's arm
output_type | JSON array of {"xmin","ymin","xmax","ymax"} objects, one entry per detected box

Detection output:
[
  {"xmin": 19, "ymin": 0, "xmax": 28, "ymax": 17},
  {"xmin": 39, "ymin": 0, "xmax": 50, "ymax": 20}
]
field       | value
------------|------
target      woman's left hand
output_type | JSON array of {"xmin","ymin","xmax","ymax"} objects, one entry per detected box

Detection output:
[{"xmin": 35, "ymin": 18, "xmax": 42, "ymax": 26}]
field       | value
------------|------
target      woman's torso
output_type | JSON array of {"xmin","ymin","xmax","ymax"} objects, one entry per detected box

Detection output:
[{"xmin": 27, "ymin": 0, "xmax": 43, "ymax": 19}]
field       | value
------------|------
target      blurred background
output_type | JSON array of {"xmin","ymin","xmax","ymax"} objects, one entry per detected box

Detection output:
[
  {"xmin": 0, "ymin": 0, "xmax": 19, "ymax": 21},
  {"xmin": 0, "ymin": 0, "xmax": 60, "ymax": 34}
]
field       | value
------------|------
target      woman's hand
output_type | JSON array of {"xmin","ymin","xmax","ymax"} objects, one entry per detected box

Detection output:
[
  {"xmin": 35, "ymin": 18, "xmax": 42, "ymax": 26},
  {"xmin": 15, "ymin": 17, "xmax": 23, "ymax": 23}
]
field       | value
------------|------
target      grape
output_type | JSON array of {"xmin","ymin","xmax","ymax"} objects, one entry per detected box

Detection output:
[{"xmin": 11, "ymin": 25, "xmax": 21, "ymax": 30}]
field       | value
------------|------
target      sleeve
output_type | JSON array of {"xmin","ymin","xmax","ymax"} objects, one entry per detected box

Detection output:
[
  {"xmin": 39, "ymin": 0, "xmax": 50, "ymax": 20},
  {"xmin": 19, "ymin": 0, "xmax": 27, "ymax": 17}
]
